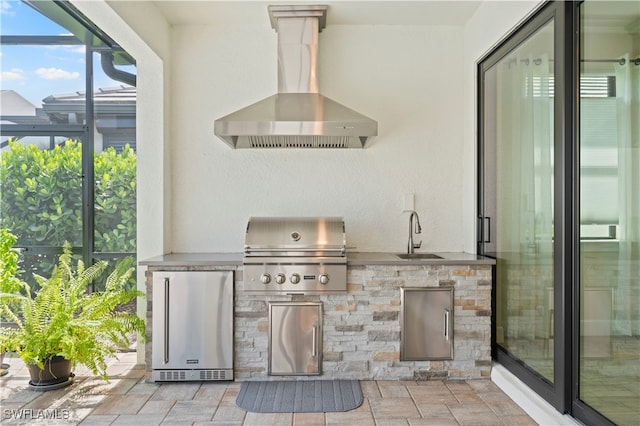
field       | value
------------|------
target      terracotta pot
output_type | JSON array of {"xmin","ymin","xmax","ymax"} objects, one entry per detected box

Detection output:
[{"xmin": 28, "ymin": 356, "xmax": 72, "ymax": 387}]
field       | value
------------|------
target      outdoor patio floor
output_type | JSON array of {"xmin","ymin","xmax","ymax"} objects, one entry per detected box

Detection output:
[{"xmin": 1, "ymin": 352, "xmax": 537, "ymax": 425}]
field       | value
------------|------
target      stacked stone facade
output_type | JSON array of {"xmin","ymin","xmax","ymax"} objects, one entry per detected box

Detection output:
[{"xmin": 146, "ymin": 261, "xmax": 492, "ymax": 381}]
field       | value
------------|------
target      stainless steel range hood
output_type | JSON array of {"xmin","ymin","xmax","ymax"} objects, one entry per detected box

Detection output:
[{"xmin": 214, "ymin": 5, "xmax": 377, "ymax": 149}]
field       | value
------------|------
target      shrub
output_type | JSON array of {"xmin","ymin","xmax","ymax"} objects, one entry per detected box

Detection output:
[
  {"xmin": 0, "ymin": 140, "xmax": 83, "ymax": 247},
  {"xmin": 0, "ymin": 140, "xmax": 136, "ymax": 289}
]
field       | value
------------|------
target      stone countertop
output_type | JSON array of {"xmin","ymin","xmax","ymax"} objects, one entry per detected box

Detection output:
[
  {"xmin": 139, "ymin": 252, "xmax": 495, "ymax": 266},
  {"xmin": 139, "ymin": 252, "xmax": 243, "ymax": 266},
  {"xmin": 347, "ymin": 251, "xmax": 495, "ymax": 265}
]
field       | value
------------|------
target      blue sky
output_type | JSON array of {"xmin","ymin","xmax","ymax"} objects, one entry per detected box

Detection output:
[{"xmin": 1, "ymin": 0, "xmax": 129, "ymax": 107}]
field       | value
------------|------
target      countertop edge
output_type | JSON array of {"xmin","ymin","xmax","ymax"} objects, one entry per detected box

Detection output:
[
  {"xmin": 139, "ymin": 252, "xmax": 243, "ymax": 266},
  {"xmin": 139, "ymin": 252, "xmax": 495, "ymax": 266}
]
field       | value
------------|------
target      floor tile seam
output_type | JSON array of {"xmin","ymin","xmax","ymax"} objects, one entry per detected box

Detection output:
[
  {"xmin": 83, "ymin": 393, "xmax": 151, "ymax": 423},
  {"xmin": 450, "ymin": 389, "xmax": 480, "ymax": 404},
  {"xmin": 404, "ymin": 382, "xmax": 457, "ymax": 422},
  {"xmin": 371, "ymin": 418, "xmax": 410, "ymax": 426},
  {"xmin": 146, "ymin": 397, "xmax": 176, "ymax": 425},
  {"xmin": 211, "ymin": 402, "xmax": 237, "ymax": 424},
  {"xmin": 444, "ymin": 400, "xmax": 505, "ymax": 426},
  {"xmin": 371, "ymin": 380, "xmax": 384, "ymax": 399},
  {"xmin": 127, "ymin": 392, "xmax": 154, "ymax": 417},
  {"xmin": 214, "ymin": 387, "xmax": 247, "ymax": 424},
  {"xmin": 486, "ymin": 401, "xmax": 532, "ymax": 420},
  {"xmin": 474, "ymin": 391, "xmax": 528, "ymax": 426},
  {"xmin": 444, "ymin": 380, "xmax": 474, "ymax": 394},
  {"xmin": 361, "ymin": 396, "xmax": 380, "ymax": 423}
]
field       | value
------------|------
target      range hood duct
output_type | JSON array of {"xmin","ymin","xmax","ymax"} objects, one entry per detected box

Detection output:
[{"xmin": 214, "ymin": 5, "xmax": 377, "ymax": 149}]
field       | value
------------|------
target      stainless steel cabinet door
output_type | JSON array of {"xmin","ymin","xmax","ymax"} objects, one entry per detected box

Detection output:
[
  {"xmin": 269, "ymin": 302, "xmax": 322, "ymax": 375},
  {"xmin": 401, "ymin": 288, "xmax": 453, "ymax": 360},
  {"xmin": 152, "ymin": 271, "xmax": 233, "ymax": 370}
]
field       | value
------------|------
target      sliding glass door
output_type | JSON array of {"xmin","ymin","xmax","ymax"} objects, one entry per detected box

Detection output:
[
  {"xmin": 577, "ymin": 2, "xmax": 640, "ymax": 424},
  {"xmin": 478, "ymin": 2, "xmax": 568, "ymax": 411},
  {"xmin": 483, "ymin": 18, "xmax": 556, "ymax": 381},
  {"xmin": 480, "ymin": 1, "xmax": 640, "ymax": 424}
]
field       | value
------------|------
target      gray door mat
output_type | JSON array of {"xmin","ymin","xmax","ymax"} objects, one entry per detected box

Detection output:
[{"xmin": 236, "ymin": 380, "xmax": 363, "ymax": 413}]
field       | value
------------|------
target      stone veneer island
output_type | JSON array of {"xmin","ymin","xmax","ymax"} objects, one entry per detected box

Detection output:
[{"xmin": 141, "ymin": 252, "xmax": 494, "ymax": 381}]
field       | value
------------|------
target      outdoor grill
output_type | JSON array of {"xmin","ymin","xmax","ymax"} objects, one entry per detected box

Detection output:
[{"xmin": 243, "ymin": 217, "xmax": 347, "ymax": 294}]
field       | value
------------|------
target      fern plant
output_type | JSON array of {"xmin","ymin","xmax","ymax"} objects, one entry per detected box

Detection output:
[{"xmin": 0, "ymin": 242, "xmax": 145, "ymax": 381}]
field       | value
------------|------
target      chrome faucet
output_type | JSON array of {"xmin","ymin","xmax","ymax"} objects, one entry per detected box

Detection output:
[{"xmin": 407, "ymin": 210, "xmax": 422, "ymax": 254}]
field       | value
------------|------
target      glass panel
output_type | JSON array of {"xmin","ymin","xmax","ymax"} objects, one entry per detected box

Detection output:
[
  {"xmin": 92, "ymin": 52, "xmax": 137, "ymax": 254},
  {"xmin": 0, "ymin": 138, "xmax": 83, "ymax": 247},
  {"xmin": 0, "ymin": 1, "xmax": 70, "ymax": 36},
  {"xmin": 0, "ymin": 44, "xmax": 86, "ymax": 113},
  {"xmin": 93, "ymin": 145, "xmax": 137, "ymax": 253},
  {"xmin": 487, "ymin": 19, "xmax": 555, "ymax": 382},
  {"xmin": 1, "ymin": 0, "xmax": 137, "ymax": 297},
  {"xmin": 579, "ymin": 1, "xmax": 640, "ymax": 424},
  {"xmin": 0, "ymin": 137, "xmax": 84, "ymax": 289}
]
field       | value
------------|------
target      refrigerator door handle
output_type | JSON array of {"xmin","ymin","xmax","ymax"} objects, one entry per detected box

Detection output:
[{"xmin": 164, "ymin": 277, "xmax": 170, "ymax": 364}]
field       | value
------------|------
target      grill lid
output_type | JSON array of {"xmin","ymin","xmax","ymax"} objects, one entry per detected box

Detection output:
[{"xmin": 244, "ymin": 216, "xmax": 345, "ymax": 256}]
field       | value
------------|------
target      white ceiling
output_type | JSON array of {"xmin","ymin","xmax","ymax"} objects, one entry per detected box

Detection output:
[{"xmin": 150, "ymin": 1, "xmax": 484, "ymax": 27}]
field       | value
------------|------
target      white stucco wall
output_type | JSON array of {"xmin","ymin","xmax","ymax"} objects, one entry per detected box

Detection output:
[
  {"xmin": 75, "ymin": 0, "xmax": 547, "ymax": 256},
  {"xmin": 170, "ymin": 21, "xmax": 465, "ymax": 253}
]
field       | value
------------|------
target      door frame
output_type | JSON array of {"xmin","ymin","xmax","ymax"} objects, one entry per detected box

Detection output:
[{"xmin": 476, "ymin": 0, "xmax": 574, "ymax": 414}]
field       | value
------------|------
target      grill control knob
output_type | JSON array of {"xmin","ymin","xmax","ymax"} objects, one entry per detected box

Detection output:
[
  {"xmin": 319, "ymin": 274, "xmax": 330, "ymax": 285},
  {"xmin": 260, "ymin": 273, "xmax": 271, "ymax": 284},
  {"xmin": 290, "ymin": 273, "xmax": 301, "ymax": 284},
  {"xmin": 275, "ymin": 273, "xmax": 286, "ymax": 284}
]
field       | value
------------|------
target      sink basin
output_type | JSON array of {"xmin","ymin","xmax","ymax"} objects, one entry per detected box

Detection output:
[{"xmin": 395, "ymin": 253, "xmax": 443, "ymax": 260}]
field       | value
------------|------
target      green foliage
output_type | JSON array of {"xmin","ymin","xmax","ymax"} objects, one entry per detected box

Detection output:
[
  {"xmin": 0, "ymin": 242, "xmax": 145, "ymax": 381},
  {"xmin": 0, "ymin": 229, "xmax": 23, "ymax": 294},
  {"xmin": 94, "ymin": 143, "xmax": 137, "ymax": 253},
  {"xmin": 0, "ymin": 229, "xmax": 24, "ymax": 321},
  {"xmin": 0, "ymin": 140, "xmax": 82, "ymax": 246},
  {"xmin": 0, "ymin": 139, "xmax": 136, "ymax": 287}
]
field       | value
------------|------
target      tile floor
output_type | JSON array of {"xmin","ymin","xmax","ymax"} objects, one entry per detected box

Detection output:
[{"xmin": 0, "ymin": 352, "xmax": 537, "ymax": 425}]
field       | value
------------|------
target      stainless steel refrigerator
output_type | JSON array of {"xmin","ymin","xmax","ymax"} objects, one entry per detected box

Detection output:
[{"xmin": 152, "ymin": 271, "xmax": 233, "ymax": 381}]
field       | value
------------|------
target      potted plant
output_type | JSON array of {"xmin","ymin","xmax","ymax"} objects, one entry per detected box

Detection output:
[{"xmin": 0, "ymin": 241, "xmax": 145, "ymax": 389}]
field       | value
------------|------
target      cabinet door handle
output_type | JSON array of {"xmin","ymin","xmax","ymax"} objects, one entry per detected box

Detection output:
[
  {"xmin": 311, "ymin": 324, "xmax": 317, "ymax": 357},
  {"xmin": 444, "ymin": 309, "xmax": 451, "ymax": 341},
  {"xmin": 164, "ymin": 277, "xmax": 170, "ymax": 364}
]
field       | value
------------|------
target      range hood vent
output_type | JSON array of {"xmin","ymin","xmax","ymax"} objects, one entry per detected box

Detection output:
[{"xmin": 214, "ymin": 5, "xmax": 377, "ymax": 149}]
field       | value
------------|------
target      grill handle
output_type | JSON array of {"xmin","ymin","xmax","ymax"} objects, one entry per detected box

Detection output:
[
  {"xmin": 244, "ymin": 246, "xmax": 345, "ymax": 253},
  {"xmin": 244, "ymin": 247, "xmax": 345, "ymax": 254}
]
